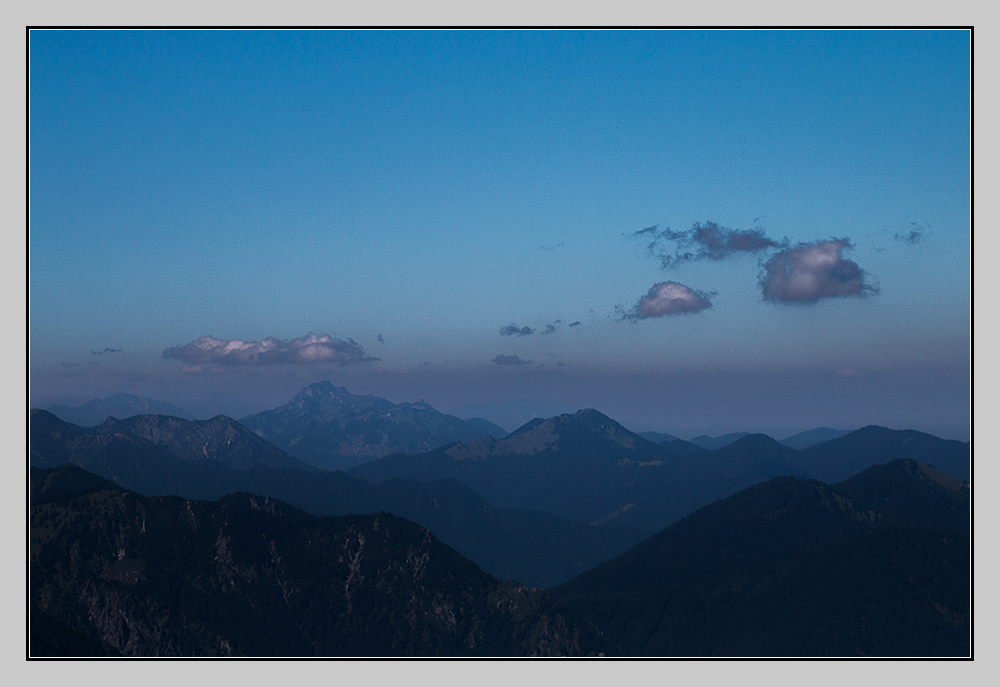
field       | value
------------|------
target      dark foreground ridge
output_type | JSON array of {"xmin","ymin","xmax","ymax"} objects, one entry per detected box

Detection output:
[
  {"xmin": 29, "ymin": 464, "xmax": 608, "ymax": 657},
  {"xmin": 551, "ymin": 459, "xmax": 970, "ymax": 657}
]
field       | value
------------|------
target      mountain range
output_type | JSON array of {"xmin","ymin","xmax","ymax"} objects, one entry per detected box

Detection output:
[
  {"xmin": 348, "ymin": 408, "xmax": 969, "ymax": 533},
  {"xmin": 239, "ymin": 382, "xmax": 507, "ymax": 470},
  {"xmin": 27, "ymin": 387, "xmax": 972, "ymax": 656},
  {"xmin": 28, "ymin": 410, "xmax": 644, "ymax": 589}
]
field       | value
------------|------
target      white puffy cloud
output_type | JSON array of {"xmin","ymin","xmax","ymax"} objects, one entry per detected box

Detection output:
[
  {"xmin": 623, "ymin": 281, "xmax": 713, "ymax": 320},
  {"xmin": 760, "ymin": 239, "xmax": 877, "ymax": 304},
  {"xmin": 163, "ymin": 333, "xmax": 379, "ymax": 366}
]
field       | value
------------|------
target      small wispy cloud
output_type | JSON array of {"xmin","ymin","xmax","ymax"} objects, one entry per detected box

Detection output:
[
  {"xmin": 568, "ymin": 321, "xmax": 581, "ymax": 328},
  {"xmin": 163, "ymin": 333, "xmax": 379, "ymax": 366},
  {"xmin": 91, "ymin": 347, "xmax": 122, "ymax": 355},
  {"xmin": 629, "ymin": 221, "xmax": 784, "ymax": 268},
  {"xmin": 894, "ymin": 222, "xmax": 929, "ymax": 245},
  {"xmin": 760, "ymin": 239, "xmax": 878, "ymax": 304},
  {"xmin": 539, "ymin": 241, "xmax": 566, "ymax": 251},
  {"xmin": 376, "ymin": 333, "xmax": 385, "ymax": 345},
  {"xmin": 619, "ymin": 281, "xmax": 713, "ymax": 321},
  {"xmin": 491, "ymin": 354, "xmax": 532, "ymax": 366},
  {"xmin": 500, "ymin": 324, "xmax": 535, "ymax": 337}
]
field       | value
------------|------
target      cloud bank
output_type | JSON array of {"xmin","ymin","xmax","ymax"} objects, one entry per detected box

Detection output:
[
  {"xmin": 491, "ymin": 354, "xmax": 531, "ymax": 366},
  {"xmin": 163, "ymin": 333, "xmax": 379, "ymax": 366},
  {"xmin": 760, "ymin": 239, "xmax": 878, "ymax": 304},
  {"xmin": 621, "ymin": 281, "xmax": 713, "ymax": 321},
  {"xmin": 631, "ymin": 221, "xmax": 783, "ymax": 268},
  {"xmin": 500, "ymin": 324, "xmax": 535, "ymax": 337}
]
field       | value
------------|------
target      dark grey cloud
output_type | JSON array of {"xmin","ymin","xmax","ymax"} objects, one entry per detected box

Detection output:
[
  {"xmin": 630, "ymin": 220, "xmax": 784, "ymax": 268},
  {"xmin": 491, "ymin": 354, "xmax": 531, "ymax": 366},
  {"xmin": 568, "ymin": 321, "xmax": 582, "ymax": 328},
  {"xmin": 760, "ymin": 239, "xmax": 878, "ymax": 304},
  {"xmin": 894, "ymin": 222, "xmax": 929, "ymax": 245},
  {"xmin": 377, "ymin": 333, "xmax": 385, "ymax": 344},
  {"xmin": 500, "ymin": 323, "xmax": 535, "ymax": 337},
  {"xmin": 540, "ymin": 319, "xmax": 562, "ymax": 335},
  {"xmin": 163, "ymin": 333, "xmax": 379, "ymax": 366},
  {"xmin": 91, "ymin": 347, "xmax": 122, "ymax": 355},
  {"xmin": 619, "ymin": 281, "xmax": 714, "ymax": 321}
]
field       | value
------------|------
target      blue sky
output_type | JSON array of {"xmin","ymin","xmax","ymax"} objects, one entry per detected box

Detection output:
[{"xmin": 28, "ymin": 30, "xmax": 971, "ymax": 439}]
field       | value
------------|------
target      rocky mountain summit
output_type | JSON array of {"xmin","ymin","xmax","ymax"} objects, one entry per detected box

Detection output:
[{"xmin": 240, "ymin": 382, "xmax": 506, "ymax": 470}]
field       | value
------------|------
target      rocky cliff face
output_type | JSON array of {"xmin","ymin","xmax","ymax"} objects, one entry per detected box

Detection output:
[{"xmin": 30, "ymin": 464, "xmax": 606, "ymax": 657}]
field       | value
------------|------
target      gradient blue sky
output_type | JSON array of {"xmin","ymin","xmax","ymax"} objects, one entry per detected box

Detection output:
[{"xmin": 28, "ymin": 30, "xmax": 971, "ymax": 439}]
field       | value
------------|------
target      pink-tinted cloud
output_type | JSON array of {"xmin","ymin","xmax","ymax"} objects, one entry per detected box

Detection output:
[
  {"xmin": 621, "ymin": 281, "xmax": 713, "ymax": 320},
  {"xmin": 163, "ymin": 333, "xmax": 379, "ymax": 366},
  {"xmin": 760, "ymin": 239, "xmax": 878, "ymax": 304}
]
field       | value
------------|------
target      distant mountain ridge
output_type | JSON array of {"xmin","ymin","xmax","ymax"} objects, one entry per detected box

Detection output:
[
  {"xmin": 351, "ymin": 408, "xmax": 729, "ymax": 531},
  {"xmin": 688, "ymin": 432, "xmax": 751, "ymax": 450},
  {"xmin": 796, "ymin": 425, "xmax": 970, "ymax": 482},
  {"xmin": 779, "ymin": 427, "xmax": 852, "ymax": 449},
  {"xmin": 350, "ymin": 409, "xmax": 970, "ymax": 534},
  {"xmin": 91, "ymin": 414, "xmax": 316, "ymax": 471},
  {"xmin": 47, "ymin": 393, "xmax": 194, "ymax": 427},
  {"xmin": 31, "ymin": 409, "xmax": 314, "ymax": 474},
  {"xmin": 240, "ymin": 382, "xmax": 507, "ymax": 470}
]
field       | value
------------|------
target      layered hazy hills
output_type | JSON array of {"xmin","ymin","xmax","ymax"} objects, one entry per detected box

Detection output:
[
  {"xmin": 349, "ymin": 410, "xmax": 970, "ymax": 534},
  {"xmin": 795, "ymin": 425, "xmax": 970, "ymax": 482},
  {"xmin": 688, "ymin": 432, "xmax": 751, "ymax": 450},
  {"xmin": 552, "ymin": 459, "xmax": 970, "ymax": 656},
  {"xmin": 30, "ymin": 409, "xmax": 315, "ymax": 473},
  {"xmin": 91, "ymin": 414, "xmax": 318, "ymax": 471},
  {"xmin": 29, "ymin": 409, "xmax": 644, "ymax": 588},
  {"xmin": 778, "ymin": 427, "xmax": 851, "ymax": 450},
  {"xmin": 350, "ymin": 408, "xmax": 727, "ymax": 531},
  {"xmin": 240, "ymin": 382, "xmax": 508, "ymax": 471},
  {"xmin": 47, "ymin": 393, "xmax": 194, "ymax": 427},
  {"xmin": 30, "ymin": 464, "xmax": 607, "ymax": 657}
]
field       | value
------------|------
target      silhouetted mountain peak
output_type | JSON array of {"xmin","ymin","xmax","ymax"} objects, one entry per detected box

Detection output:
[
  {"xmin": 445, "ymin": 408, "xmax": 649, "ymax": 461},
  {"xmin": 30, "ymin": 408, "xmax": 71, "ymax": 429},
  {"xmin": 241, "ymin": 385, "xmax": 507, "ymax": 469},
  {"xmin": 689, "ymin": 432, "xmax": 751, "ymax": 450},
  {"xmin": 779, "ymin": 427, "xmax": 851, "ymax": 450},
  {"xmin": 507, "ymin": 417, "xmax": 547, "ymax": 437},
  {"xmin": 717, "ymin": 433, "xmax": 791, "ymax": 454}
]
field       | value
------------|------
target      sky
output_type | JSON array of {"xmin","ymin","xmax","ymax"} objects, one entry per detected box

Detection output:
[{"xmin": 28, "ymin": 29, "xmax": 971, "ymax": 440}]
